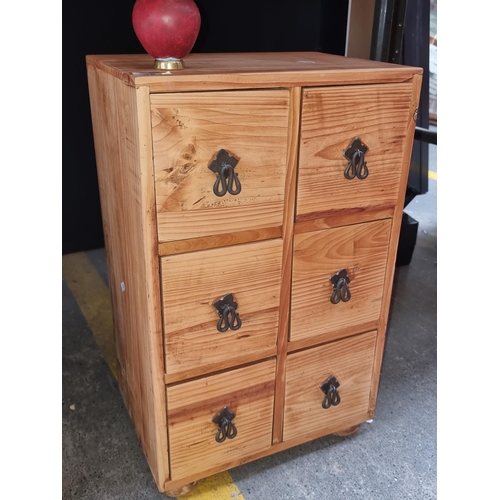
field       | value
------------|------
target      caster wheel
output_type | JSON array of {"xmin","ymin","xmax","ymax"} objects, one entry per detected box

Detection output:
[
  {"xmin": 332, "ymin": 424, "xmax": 360, "ymax": 437},
  {"xmin": 164, "ymin": 481, "xmax": 198, "ymax": 498}
]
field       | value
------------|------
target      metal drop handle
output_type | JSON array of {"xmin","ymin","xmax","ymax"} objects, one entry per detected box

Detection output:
[
  {"xmin": 217, "ymin": 305, "xmax": 241, "ymax": 332},
  {"xmin": 320, "ymin": 376, "xmax": 341, "ymax": 409},
  {"xmin": 343, "ymin": 137, "xmax": 369, "ymax": 180},
  {"xmin": 213, "ymin": 293, "xmax": 242, "ymax": 332},
  {"xmin": 208, "ymin": 149, "xmax": 242, "ymax": 196},
  {"xmin": 213, "ymin": 407, "xmax": 238, "ymax": 443},
  {"xmin": 330, "ymin": 269, "xmax": 351, "ymax": 304}
]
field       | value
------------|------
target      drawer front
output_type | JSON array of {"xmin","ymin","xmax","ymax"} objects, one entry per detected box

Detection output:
[
  {"xmin": 151, "ymin": 90, "xmax": 290, "ymax": 242},
  {"xmin": 161, "ymin": 239, "xmax": 282, "ymax": 378},
  {"xmin": 296, "ymin": 83, "xmax": 413, "ymax": 221},
  {"xmin": 290, "ymin": 220, "xmax": 391, "ymax": 342},
  {"xmin": 167, "ymin": 359, "xmax": 276, "ymax": 480},
  {"xmin": 283, "ymin": 331, "xmax": 376, "ymax": 442}
]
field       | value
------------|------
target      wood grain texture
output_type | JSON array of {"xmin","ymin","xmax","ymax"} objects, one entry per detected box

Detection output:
[
  {"xmin": 161, "ymin": 239, "xmax": 282, "ymax": 378},
  {"xmin": 162, "ymin": 405, "xmax": 370, "ymax": 492},
  {"xmin": 151, "ymin": 90, "xmax": 289, "ymax": 242},
  {"xmin": 158, "ymin": 226, "xmax": 282, "ymax": 256},
  {"xmin": 294, "ymin": 207, "xmax": 395, "ymax": 233},
  {"xmin": 290, "ymin": 220, "xmax": 391, "ymax": 342},
  {"xmin": 272, "ymin": 86, "xmax": 302, "ymax": 445},
  {"xmin": 166, "ymin": 360, "xmax": 276, "ymax": 480},
  {"xmin": 163, "ymin": 348, "xmax": 277, "ymax": 385},
  {"xmin": 296, "ymin": 83, "xmax": 413, "ymax": 220},
  {"xmin": 156, "ymin": 203, "xmax": 284, "ymax": 242},
  {"xmin": 86, "ymin": 67, "xmax": 169, "ymax": 488},
  {"xmin": 86, "ymin": 53, "xmax": 423, "ymax": 93},
  {"xmin": 287, "ymin": 320, "xmax": 379, "ymax": 354},
  {"xmin": 369, "ymin": 73, "xmax": 423, "ymax": 413},
  {"xmin": 283, "ymin": 331, "xmax": 377, "ymax": 442}
]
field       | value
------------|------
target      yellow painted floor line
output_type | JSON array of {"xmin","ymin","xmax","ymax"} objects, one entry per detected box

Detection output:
[
  {"xmin": 62, "ymin": 251, "xmax": 246, "ymax": 500},
  {"xmin": 181, "ymin": 471, "xmax": 245, "ymax": 499},
  {"xmin": 62, "ymin": 252, "xmax": 117, "ymax": 379},
  {"xmin": 429, "ymin": 170, "xmax": 437, "ymax": 180}
]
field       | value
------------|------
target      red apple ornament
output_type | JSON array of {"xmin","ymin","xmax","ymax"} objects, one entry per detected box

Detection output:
[{"xmin": 132, "ymin": 0, "xmax": 201, "ymax": 70}]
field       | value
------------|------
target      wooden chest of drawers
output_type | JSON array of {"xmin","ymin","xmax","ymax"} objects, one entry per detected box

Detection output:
[{"xmin": 86, "ymin": 52, "xmax": 422, "ymax": 496}]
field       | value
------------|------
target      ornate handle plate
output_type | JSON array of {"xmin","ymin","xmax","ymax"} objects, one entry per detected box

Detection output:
[
  {"xmin": 330, "ymin": 269, "xmax": 351, "ymax": 304},
  {"xmin": 320, "ymin": 375, "xmax": 341, "ymax": 409},
  {"xmin": 343, "ymin": 137, "xmax": 369, "ymax": 180},
  {"xmin": 212, "ymin": 406, "xmax": 238, "ymax": 443},
  {"xmin": 207, "ymin": 149, "xmax": 242, "ymax": 196},
  {"xmin": 212, "ymin": 293, "xmax": 242, "ymax": 332}
]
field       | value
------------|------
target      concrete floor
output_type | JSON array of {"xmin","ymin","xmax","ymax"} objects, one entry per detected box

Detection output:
[{"xmin": 62, "ymin": 147, "xmax": 436, "ymax": 499}]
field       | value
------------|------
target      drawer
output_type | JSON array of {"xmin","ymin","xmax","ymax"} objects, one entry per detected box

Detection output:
[
  {"xmin": 296, "ymin": 83, "xmax": 413, "ymax": 221},
  {"xmin": 167, "ymin": 359, "xmax": 276, "ymax": 480},
  {"xmin": 290, "ymin": 220, "xmax": 391, "ymax": 342},
  {"xmin": 283, "ymin": 331, "xmax": 376, "ymax": 442},
  {"xmin": 161, "ymin": 239, "xmax": 282, "ymax": 379},
  {"xmin": 151, "ymin": 90, "xmax": 289, "ymax": 242}
]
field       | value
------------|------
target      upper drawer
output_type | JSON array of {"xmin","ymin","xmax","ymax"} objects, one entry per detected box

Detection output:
[
  {"xmin": 150, "ymin": 90, "xmax": 290, "ymax": 243},
  {"xmin": 296, "ymin": 83, "xmax": 413, "ymax": 221}
]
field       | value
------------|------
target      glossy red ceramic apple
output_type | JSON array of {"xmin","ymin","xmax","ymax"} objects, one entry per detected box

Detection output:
[{"xmin": 132, "ymin": 0, "xmax": 201, "ymax": 69}]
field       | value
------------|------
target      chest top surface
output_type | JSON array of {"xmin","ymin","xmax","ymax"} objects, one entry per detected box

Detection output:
[{"xmin": 85, "ymin": 52, "xmax": 422, "ymax": 92}]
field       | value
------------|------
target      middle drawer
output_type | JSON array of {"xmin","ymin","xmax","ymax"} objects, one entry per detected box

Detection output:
[
  {"xmin": 161, "ymin": 239, "xmax": 283, "ymax": 380},
  {"xmin": 290, "ymin": 219, "xmax": 392, "ymax": 343}
]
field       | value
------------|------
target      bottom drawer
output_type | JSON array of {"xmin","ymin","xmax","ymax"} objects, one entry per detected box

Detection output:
[
  {"xmin": 166, "ymin": 359, "xmax": 276, "ymax": 480},
  {"xmin": 283, "ymin": 331, "xmax": 377, "ymax": 442}
]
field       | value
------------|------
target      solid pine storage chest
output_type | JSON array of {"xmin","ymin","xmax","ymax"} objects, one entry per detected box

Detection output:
[{"xmin": 86, "ymin": 52, "xmax": 422, "ymax": 496}]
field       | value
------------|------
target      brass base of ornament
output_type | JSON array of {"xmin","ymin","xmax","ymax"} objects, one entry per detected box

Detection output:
[{"xmin": 154, "ymin": 58, "xmax": 185, "ymax": 70}]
